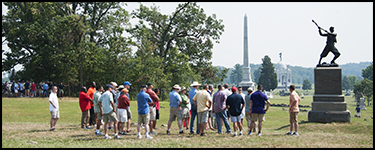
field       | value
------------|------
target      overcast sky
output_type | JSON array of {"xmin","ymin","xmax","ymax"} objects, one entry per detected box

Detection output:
[{"xmin": 2, "ymin": 2, "xmax": 373, "ymax": 71}]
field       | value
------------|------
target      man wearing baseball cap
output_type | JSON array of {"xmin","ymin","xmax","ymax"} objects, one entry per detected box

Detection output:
[
  {"xmin": 123, "ymin": 81, "xmax": 132, "ymax": 133},
  {"xmin": 226, "ymin": 86, "xmax": 245, "ymax": 137}
]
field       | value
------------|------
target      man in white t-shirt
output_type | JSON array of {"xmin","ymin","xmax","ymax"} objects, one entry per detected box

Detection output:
[{"xmin": 49, "ymin": 86, "xmax": 59, "ymax": 131}]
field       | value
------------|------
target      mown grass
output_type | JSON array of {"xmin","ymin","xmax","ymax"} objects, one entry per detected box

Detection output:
[{"xmin": 2, "ymin": 94, "xmax": 373, "ymax": 148}]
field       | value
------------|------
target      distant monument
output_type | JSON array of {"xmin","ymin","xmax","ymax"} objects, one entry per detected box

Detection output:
[
  {"xmin": 308, "ymin": 20, "xmax": 350, "ymax": 122},
  {"xmin": 239, "ymin": 14, "xmax": 255, "ymax": 93},
  {"xmin": 275, "ymin": 52, "xmax": 292, "ymax": 90}
]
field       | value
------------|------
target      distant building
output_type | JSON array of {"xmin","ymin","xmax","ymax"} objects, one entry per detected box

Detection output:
[{"xmin": 275, "ymin": 52, "xmax": 292, "ymax": 90}]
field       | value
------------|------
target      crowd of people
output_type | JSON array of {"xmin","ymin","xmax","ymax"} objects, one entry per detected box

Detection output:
[
  {"xmin": 3, "ymin": 80, "xmax": 68, "ymax": 99},
  {"xmin": 45, "ymin": 80, "xmax": 301, "ymax": 139}
]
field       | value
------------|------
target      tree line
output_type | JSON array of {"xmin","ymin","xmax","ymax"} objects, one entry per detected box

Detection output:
[{"xmin": 2, "ymin": 2, "xmax": 228, "ymax": 98}]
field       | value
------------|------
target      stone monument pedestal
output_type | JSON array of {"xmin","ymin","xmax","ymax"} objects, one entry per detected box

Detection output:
[{"xmin": 308, "ymin": 67, "xmax": 351, "ymax": 122}]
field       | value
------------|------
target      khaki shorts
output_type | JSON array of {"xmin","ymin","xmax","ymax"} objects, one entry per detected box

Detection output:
[
  {"xmin": 198, "ymin": 110, "xmax": 209, "ymax": 124},
  {"xmin": 250, "ymin": 113, "xmax": 265, "ymax": 122},
  {"xmin": 182, "ymin": 107, "xmax": 191, "ymax": 118},
  {"xmin": 118, "ymin": 108, "xmax": 128, "ymax": 123},
  {"xmin": 149, "ymin": 107, "xmax": 156, "ymax": 121},
  {"xmin": 290, "ymin": 112, "xmax": 298, "ymax": 123},
  {"xmin": 50, "ymin": 110, "xmax": 60, "ymax": 118},
  {"xmin": 103, "ymin": 111, "xmax": 118, "ymax": 123},
  {"xmin": 169, "ymin": 107, "xmax": 183, "ymax": 122},
  {"xmin": 95, "ymin": 112, "xmax": 102, "ymax": 123},
  {"xmin": 138, "ymin": 113, "xmax": 150, "ymax": 124}
]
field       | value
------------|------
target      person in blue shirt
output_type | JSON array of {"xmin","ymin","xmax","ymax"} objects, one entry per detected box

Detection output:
[
  {"xmin": 189, "ymin": 81, "xmax": 201, "ymax": 134},
  {"xmin": 136, "ymin": 84, "xmax": 153, "ymax": 139},
  {"xmin": 355, "ymin": 105, "xmax": 361, "ymax": 118},
  {"xmin": 42, "ymin": 82, "xmax": 49, "ymax": 98},
  {"xmin": 166, "ymin": 84, "xmax": 184, "ymax": 134},
  {"xmin": 249, "ymin": 84, "xmax": 271, "ymax": 136}
]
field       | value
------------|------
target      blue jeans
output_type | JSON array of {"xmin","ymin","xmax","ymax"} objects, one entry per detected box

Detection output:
[
  {"xmin": 215, "ymin": 110, "xmax": 231, "ymax": 133},
  {"xmin": 43, "ymin": 90, "xmax": 48, "ymax": 97},
  {"xmin": 190, "ymin": 109, "xmax": 199, "ymax": 134}
]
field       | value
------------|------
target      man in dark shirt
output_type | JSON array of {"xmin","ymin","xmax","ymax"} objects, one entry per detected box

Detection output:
[
  {"xmin": 249, "ymin": 84, "xmax": 271, "ymax": 136},
  {"xmin": 226, "ymin": 86, "xmax": 245, "ymax": 137}
]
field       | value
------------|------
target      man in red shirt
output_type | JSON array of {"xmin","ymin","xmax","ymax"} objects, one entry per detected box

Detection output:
[
  {"xmin": 146, "ymin": 83, "xmax": 159, "ymax": 135},
  {"xmin": 79, "ymin": 86, "xmax": 92, "ymax": 129},
  {"xmin": 87, "ymin": 82, "xmax": 97, "ymax": 127},
  {"xmin": 30, "ymin": 82, "xmax": 37, "ymax": 97},
  {"xmin": 117, "ymin": 88, "xmax": 130, "ymax": 135}
]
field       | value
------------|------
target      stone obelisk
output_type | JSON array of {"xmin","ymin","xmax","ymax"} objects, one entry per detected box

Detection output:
[{"xmin": 239, "ymin": 14, "xmax": 255, "ymax": 93}]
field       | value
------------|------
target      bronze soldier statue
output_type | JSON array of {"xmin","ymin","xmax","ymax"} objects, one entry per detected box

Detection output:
[{"xmin": 313, "ymin": 20, "xmax": 340, "ymax": 66}]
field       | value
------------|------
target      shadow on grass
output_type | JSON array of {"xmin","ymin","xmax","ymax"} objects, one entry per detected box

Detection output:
[
  {"xmin": 29, "ymin": 129, "xmax": 49, "ymax": 133},
  {"xmin": 275, "ymin": 120, "xmax": 311, "ymax": 131}
]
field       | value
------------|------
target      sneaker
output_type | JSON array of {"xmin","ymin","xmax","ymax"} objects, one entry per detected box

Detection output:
[
  {"xmin": 286, "ymin": 131, "xmax": 292, "ymax": 135},
  {"xmin": 248, "ymin": 132, "xmax": 252, "ymax": 135},
  {"xmin": 166, "ymin": 130, "xmax": 170, "ymax": 134},
  {"xmin": 232, "ymin": 134, "xmax": 237, "ymax": 137},
  {"xmin": 119, "ymin": 132, "xmax": 129, "ymax": 135},
  {"xmin": 225, "ymin": 131, "xmax": 231, "ymax": 134},
  {"xmin": 105, "ymin": 135, "xmax": 112, "ymax": 139},
  {"xmin": 137, "ymin": 135, "xmax": 142, "ymax": 139},
  {"xmin": 258, "ymin": 133, "xmax": 262, "ymax": 136},
  {"xmin": 179, "ymin": 130, "xmax": 184, "ymax": 134},
  {"xmin": 200, "ymin": 133, "xmax": 207, "ymax": 136},
  {"xmin": 239, "ymin": 132, "xmax": 243, "ymax": 136},
  {"xmin": 293, "ymin": 132, "xmax": 299, "ymax": 136},
  {"xmin": 50, "ymin": 127, "xmax": 55, "ymax": 131},
  {"xmin": 145, "ymin": 136, "xmax": 154, "ymax": 139},
  {"xmin": 150, "ymin": 131, "xmax": 158, "ymax": 135},
  {"xmin": 114, "ymin": 134, "xmax": 122, "ymax": 139},
  {"xmin": 95, "ymin": 131, "xmax": 103, "ymax": 136}
]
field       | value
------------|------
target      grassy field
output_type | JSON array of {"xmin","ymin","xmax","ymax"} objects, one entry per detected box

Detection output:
[{"xmin": 2, "ymin": 94, "xmax": 373, "ymax": 148}]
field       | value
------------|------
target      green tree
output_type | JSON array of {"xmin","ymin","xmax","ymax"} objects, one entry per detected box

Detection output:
[
  {"xmin": 342, "ymin": 75, "xmax": 358, "ymax": 92},
  {"xmin": 361, "ymin": 62, "xmax": 373, "ymax": 81},
  {"xmin": 126, "ymin": 2, "xmax": 226, "ymax": 87},
  {"xmin": 253, "ymin": 66, "xmax": 262, "ymax": 84},
  {"xmin": 257, "ymin": 55, "xmax": 277, "ymax": 91},
  {"xmin": 230, "ymin": 64, "xmax": 242, "ymax": 85},
  {"xmin": 302, "ymin": 79, "xmax": 312, "ymax": 91}
]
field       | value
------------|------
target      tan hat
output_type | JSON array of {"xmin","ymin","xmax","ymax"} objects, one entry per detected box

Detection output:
[
  {"xmin": 173, "ymin": 84, "xmax": 181, "ymax": 90},
  {"xmin": 190, "ymin": 81, "xmax": 201, "ymax": 87},
  {"xmin": 110, "ymin": 82, "xmax": 118, "ymax": 87},
  {"xmin": 180, "ymin": 86, "xmax": 187, "ymax": 91},
  {"xmin": 117, "ymin": 85, "xmax": 124, "ymax": 90}
]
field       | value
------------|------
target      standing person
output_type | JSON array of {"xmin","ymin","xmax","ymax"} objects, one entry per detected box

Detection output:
[
  {"xmin": 153, "ymin": 88, "xmax": 160, "ymax": 130},
  {"xmin": 14, "ymin": 81, "xmax": 19, "ymax": 97},
  {"xmin": 244, "ymin": 88, "xmax": 256, "ymax": 134},
  {"xmin": 93, "ymin": 85, "xmax": 104, "ymax": 135},
  {"xmin": 123, "ymin": 81, "xmax": 133, "ymax": 133},
  {"xmin": 24, "ymin": 80, "xmax": 30, "ymax": 97},
  {"xmin": 189, "ymin": 81, "xmax": 201, "ymax": 134},
  {"xmin": 286, "ymin": 85, "xmax": 300, "ymax": 136},
  {"xmin": 79, "ymin": 86, "xmax": 93, "ymax": 129},
  {"xmin": 58, "ymin": 82, "xmax": 67, "ymax": 99},
  {"xmin": 212, "ymin": 84, "xmax": 231, "ymax": 134},
  {"xmin": 117, "ymin": 88, "xmax": 130, "ymax": 135},
  {"xmin": 179, "ymin": 87, "xmax": 190, "ymax": 131},
  {"xmin": 146, "ymin": 83, "xmax": 158, "ymax": 135},
  {"xmin": 226, "ymin": 86, "xmax": 245, "ymax": 137},
  {"xmin": 167, "ymin": 84, "xmax": 184, "ymax": 134},
  {"xmin": 37, "ymin": 82, "xmax": 43, "ymax": 97},
  {"xmin": 206, "ymin": 84, "xmax": 215, "ymax": 130},
  {"xmin": 108, "ymin": 82, "xmax": 118, "ymax": 129},
  {"xmin": 87, "ymin": 82, "xmax": 97, "ymax": 127},
  {"xmin": 192, "ymin": 84, "xmax": 212, "ymax": 136},
  {"xmin": 249, "ymin": 84, "xmax": 271, "ymax": 136},
  {"xmin": 30, "ymin": 82, "xmax": 37, "ymax": 98},
  {"xmin": 238, "ymin": 87, "xmax": 246, "ymax": 131},
  {"xmin": 355, "ymin": 105, "xmax": 361, "ymax": 118},
  {"xmin": 49, "ymin": 86, "xmax": 59, "ymax": 131},
  {"xmin": 223, "ymin": 83, "xmax": 232, "ymax": 123},
  {"xmin": 98, "ymin": 84, "xmax": 121, "ymax": 139},
  {"xmin": 42, "ymin": 82, "xmax": 49, "ymax": 98},
  {"xmin": 19, "ymin": 81, "xmax": 24, "ymax": 97},
  {"xmin": 136, "ymin": 84, "xmax": 153, "ymax": 139}
]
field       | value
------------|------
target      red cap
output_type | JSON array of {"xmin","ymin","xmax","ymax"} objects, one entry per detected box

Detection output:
[{"xmin": 231, "ymin": 86, "xmax": 237, "ymax": 92}]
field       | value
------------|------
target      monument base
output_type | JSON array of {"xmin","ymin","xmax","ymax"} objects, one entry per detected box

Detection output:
[
  {"xmin": 239, "ymin": 82, "xmax": 255, "ymax": 95},
  {"xmin": 308, "ymin": 110, "xmax": 351, "ymax": 123}
]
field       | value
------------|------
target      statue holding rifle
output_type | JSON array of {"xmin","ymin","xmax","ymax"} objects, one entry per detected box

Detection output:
[{"xmin": 312, "ymin": 19, "xmax": 341, "ymax": 67}]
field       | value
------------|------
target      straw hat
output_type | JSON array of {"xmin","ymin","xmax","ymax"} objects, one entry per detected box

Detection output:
[
  {"xmin": 173, "ymin": 84, "xmax": 181, "ymax": 90},
  {"xmin": 190, "ymin": 81, "xmax": 201, "ymax": 87}
]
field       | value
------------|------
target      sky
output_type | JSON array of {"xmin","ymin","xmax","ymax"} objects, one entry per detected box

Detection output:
[{"xmin": 2, "ymin": 2, "xmax": 373, "ymax": 73}]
